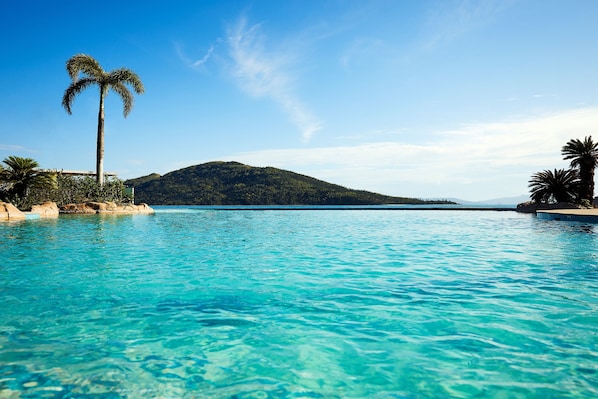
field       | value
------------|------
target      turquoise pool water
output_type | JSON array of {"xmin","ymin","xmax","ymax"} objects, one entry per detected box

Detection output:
[{"xmin": 1, "ymin": 207, "xmax": 597, "ymax": 398}]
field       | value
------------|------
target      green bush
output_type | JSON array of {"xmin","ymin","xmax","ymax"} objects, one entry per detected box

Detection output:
[{"xmin": 25, "ymin": 175, "xmax": 133, "ymax": 209}]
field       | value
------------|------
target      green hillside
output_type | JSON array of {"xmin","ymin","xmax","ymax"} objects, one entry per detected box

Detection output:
[{"xmin": 125, "ymin": 161, "xmax": 454, "ymax": 206}]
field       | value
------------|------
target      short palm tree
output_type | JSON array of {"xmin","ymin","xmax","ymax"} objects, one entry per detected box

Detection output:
[
  {"xmin": 62, "ymin": 54, "xmax": 144, "ymax": 185},
  {"xmin": 1, "ymin": 156, "xmax": 56, "ymax": 205},
  {"xmin": 561, "ymin": 135, "xmax": 598, "ymax": 203},
  {"xmin": 0, "ymin": 164, "xmax": 7, "ymax": 196},
  {"xmin": 528, "ymin": 168, "xmax": 579, "ymax": 204}
]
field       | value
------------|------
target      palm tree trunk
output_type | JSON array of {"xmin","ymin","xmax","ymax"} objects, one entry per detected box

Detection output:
[
  {"xmin": 580, "ymin": 163, "xmax": 594, "ymax": 202},
  {"xmin": 588, "ymin": 168, "xmax": 595, "ymax": 202},
  {"xmin": 97, "ymin": 88, "xmax": 106, "ymax": 185}
]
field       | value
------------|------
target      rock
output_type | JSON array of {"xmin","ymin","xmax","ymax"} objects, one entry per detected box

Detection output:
[
  {"xmin": 86, "ymin": 202, "xmax": 106, "ymax": 211},
  {"xmin": 60, "ymin": 203, "xmax": 97, "ymax": 214},
  {"xmin": 516, "ymin": 201, "xmax": 581, "ymax": 213},
  {"xmin": 100, "ymin": 203, "xmax": 154, "ymax": 214},
  {"xmin": 30, "ymin": 201, "xmax": 59, "ymax": 218},
  {"xmin": 60, "ymin": 202, "xmax": 154, "ymax": 215},
  {"xmin": 0, "ymin": 202, "xmax": 25, "ymax": 221}
]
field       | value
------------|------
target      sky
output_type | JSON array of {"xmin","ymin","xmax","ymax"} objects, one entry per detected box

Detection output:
[{"xmin": 2, "ymin": 0, "xmax": 598, "ymax": 202}]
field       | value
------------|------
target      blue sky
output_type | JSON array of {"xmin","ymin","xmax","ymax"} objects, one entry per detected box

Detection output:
[{"xmin": 2, "ymin": 0, "xmax": 598, "ymax": 201}]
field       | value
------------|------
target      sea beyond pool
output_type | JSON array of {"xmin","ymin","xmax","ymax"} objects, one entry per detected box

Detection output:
[{"xmin": 1, "ymin": 206, "xmax": 597, "ymax": 398}]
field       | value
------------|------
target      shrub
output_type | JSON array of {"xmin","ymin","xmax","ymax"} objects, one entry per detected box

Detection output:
[{"xmin": 25, "ymin": 175, "xmax": 133, "ymax": 209}]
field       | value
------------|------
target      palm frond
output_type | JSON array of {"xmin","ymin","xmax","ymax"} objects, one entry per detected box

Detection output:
[
  {"xmin": 66, "ymin": 54, "xmax": 104, "ymax": 81},
  {"xmin": 109, "ymin": 82, "xmax": 134, "ymax": 117},
  {"xmin": 528, "ymin": 168, "xmax": 579, "ymax": 204},
  {"xmin": 562, "ymin": 135, "xmax": 598, "ymax": 167},
  {"xmin": 109, "ymin": 68, "xmax": 145, "ymax": 94},
  {"xmin": 62, "ymin": 77, "xmax": 99, "ymax": 114},
  {"xmin": 561, "ymin": 135, "xmax": 598, "ymax": 201},
  {"xmin": 3, "ymin": 156, "xmax": 39, "ymax": 174},
  {"xmin": 1, "ymin": 156, "xmax": 49, "ymax": 202},
  {"xmin": 29, "ymin": 173, "xmax": 57, "ymax": 191}
]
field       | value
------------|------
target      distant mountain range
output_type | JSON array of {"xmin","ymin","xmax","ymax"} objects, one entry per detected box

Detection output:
[{"xmin": 125, "ymin": 161, "xmax": 455, "ymax": 206}]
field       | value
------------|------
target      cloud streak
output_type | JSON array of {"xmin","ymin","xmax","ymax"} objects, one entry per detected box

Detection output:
[
  {"xmin": 226, "ymin": 17, "xmax": 322, "ymax": 141},
  {"xmin": 192, "ymin": 44, "xmax": 214, "ymax": 67},
  {"xmin": 217, "ymin": 107, "xmax": 598, "ymax": 200},
  {"xmin": 175, "ymin": 41, "xmax": 217, "ymax": 69},
  {"xmin": 422, "ymin": 0, "xmax": 513, "ymax": 50},
  {"xmin": 0, "ymin": 144, "xmax": 27, "ymax": 152}
]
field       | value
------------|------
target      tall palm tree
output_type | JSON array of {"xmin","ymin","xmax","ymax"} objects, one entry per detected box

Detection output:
[
  {"xmin": 1, "ymin": 156, "xmax": 56, "ymax": 204},
  {"xmin": 528, "ymin": 168, "xmax": 579, "ymax": 204},
  {"xmin": 561, "ymin": 135, "xmax": 598, "ymax": 203},
  {"xmin": 62, "ymin": 54, "xmax": 144, "ymax": 185}
]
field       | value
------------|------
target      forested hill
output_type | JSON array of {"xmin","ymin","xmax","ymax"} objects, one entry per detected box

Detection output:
[{"xmin": 125, "ymin": 161, "xmax": 454, "ymax": 206}]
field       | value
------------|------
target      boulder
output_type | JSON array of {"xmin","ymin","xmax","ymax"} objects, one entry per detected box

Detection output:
[
  {"xmin": 516, "ymin": 201, "xmax": 581, "ymax": 213},
  {"xmin": 30, "ymin": 201, "xmax": 59, "ymax": 218},
  {"xmin": 60, "ymin": 203, "xmax": 98, "ymax": 214},
  {"xmin": 96, "ymin": 202, "xmax": 154, "ymax": 214},
  {"xmin": 0, "ymin": 202, "xmax": 26, "ymax": 221},
  {"xmin": 60, "ymin": 202, "xmax": 154, "ymax": 215}
]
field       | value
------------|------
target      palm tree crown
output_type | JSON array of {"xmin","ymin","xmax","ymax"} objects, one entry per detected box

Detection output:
[
  {"xmin": 62, "ymin": 54, "xmax": 144, "ymax": 185},
  {"xmin": 561, "ymin": 135, "xmax": 598, "ymax": 203},
  {"xmin": 0, "ymin": 156, "xmax": 55, "ymax": 203},
  {"xmin": 528, "ymin": 168, "xmax": 579, "ymax": 204}
]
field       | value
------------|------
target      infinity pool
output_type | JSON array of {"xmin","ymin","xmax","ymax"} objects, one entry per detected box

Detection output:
[{"xmin": 1, "ymin": 207, "xmax": 597, "ymax": 398}]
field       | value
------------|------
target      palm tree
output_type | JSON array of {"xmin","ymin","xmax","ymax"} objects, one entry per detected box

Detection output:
[
  {"xmin": 1, "ymin": 156, "xmax": 56, "ymax": 205},
  {"xmin": 528, "ymin": 168, "xmax": 579, "ymax": 204},
  {"xmin": 0, "ymin": 164, "xmax": 7, "ymax": 198},
  {"xmin": 561, "ymin": 135, "xmax": 598, "ymax": 203},
  {"xmin": 62, "ymin": 54, "xmax": 144, "ymax": 185}
]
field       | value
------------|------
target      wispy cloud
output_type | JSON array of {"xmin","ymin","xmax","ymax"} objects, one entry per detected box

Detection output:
[
  {"xmin": 0, "ymin": 144, "xmax": 29, "ymax": 153},
  {"xmin": 422, "ymin": 0, "xmax": 513, "ymax": 50},
  {"xmin": 192, "ymin": 44, "xmax": 214, "ymax": 67},
  {"xmin": 216, "ymin": 107, "xmax": 598, "ymax": 200},
  {"xmin": 226, "ymin": 17, "xmax": 322, "ymax": 141},
  {"xmin": 0, "ymin": 143, "xmax": 41, "ymax": 164},
  {"xmin": 532, "ymin": 93, "xmax": 558, "ymax": 99},
  {"xmin": 175, "ymin": 41, "xmax": 217, "ymax": 69}
]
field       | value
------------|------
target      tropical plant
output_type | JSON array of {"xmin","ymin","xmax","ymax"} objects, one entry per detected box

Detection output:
[
  {"xmin": 62, "ymin": 54, "xmax": 144, "ymax": 185},
  {"xmin": 528, "ymin": 168, "xmax": 579, "ymax": 204},
  {"xmin": 24, "ymin": 174, "xmax": 133, "ymax": 208},
  {"xmin": 52, "ymin": 175, "xmax": 132, "ymax": 205},
  {"xmin": 561, "ymin": 135, "xmax": 598, "ymax": 203},
  {"xmin": 0, "ymin": 164, "xmax": 8, "ymax": 197},
  {"xmin": 0, "ymin": 156, "xmax": 56, "ymax": 208}
]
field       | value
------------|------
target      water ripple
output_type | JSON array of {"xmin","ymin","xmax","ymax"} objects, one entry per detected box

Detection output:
[{"xmin": 1, "ymin": 210, "xmax": 597, "ymax": 397}]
